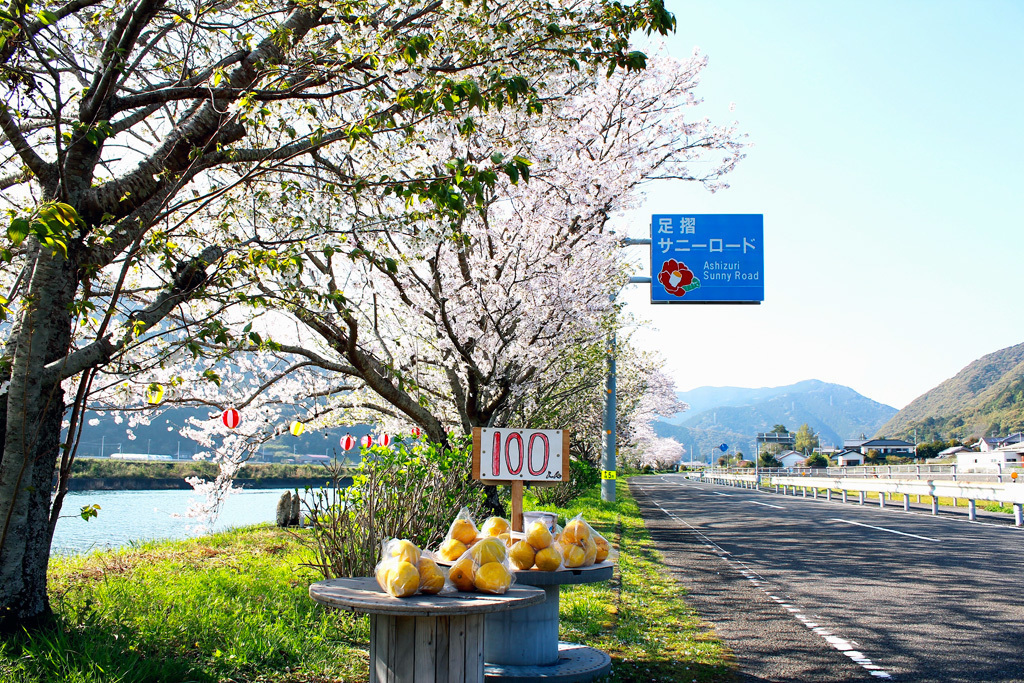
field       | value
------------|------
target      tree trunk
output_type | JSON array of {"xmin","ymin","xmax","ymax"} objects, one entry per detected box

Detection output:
[{"xmin": 0, "ymin": 244, "xmax": 76, "ymax": 631}]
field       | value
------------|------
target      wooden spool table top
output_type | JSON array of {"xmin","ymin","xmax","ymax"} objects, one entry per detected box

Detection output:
[
  {"xmin": 309, "ymin": 577, "xmax": 545, "ymax": 617},
  {"xmin": 510, "ymin": 561, "xmax": 614, "ymax": 586}
]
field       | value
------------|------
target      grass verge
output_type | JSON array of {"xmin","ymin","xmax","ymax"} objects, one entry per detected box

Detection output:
[
  {"xmin": 528, "ymin": 479, "xmax": 734, "ymax": 682},
  {"xmin": 1, "ymin": 479, "xmax": 732, "ymax": 682}
]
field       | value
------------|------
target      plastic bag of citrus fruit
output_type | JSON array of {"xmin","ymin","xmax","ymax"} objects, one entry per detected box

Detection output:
[
  {"xmin": 437, "ymin": 507, "xmax": 480, "ymax": 562},
  {"xmin": 557, "ymin": 514, "xmax": 611, "ymax": 568},
  {"xmin": 508, "ymin": 518, "xmax": 564, "ymax": 571},
  {"xmin": 447, "ymin": 536, "xmax": 517, "ymax": 594},
  {"xmin": 374, "ymin": 538, "xmax": 447, "ymax": 597},
  {"xmin": 480, "ymin": 515, "xmax": 511, "ymax": 537}
]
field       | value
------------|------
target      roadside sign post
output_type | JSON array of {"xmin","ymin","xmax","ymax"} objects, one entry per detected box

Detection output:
[
  {"xmin": 472, "ymin": 427, "xmax": 570, "ymax": 531},
  {"xmin": 602, "ymin": 215, "xmax": 763, "ymax": 502}
]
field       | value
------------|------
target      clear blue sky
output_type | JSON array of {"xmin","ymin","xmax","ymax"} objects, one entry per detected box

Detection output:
[{"xmin": 618, "ymin": 0, "xmax": 1024, "ymax": 409}]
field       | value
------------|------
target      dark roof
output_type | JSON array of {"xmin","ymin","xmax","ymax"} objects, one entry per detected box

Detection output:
[
  {"xmin": 861, "ymin": 439, "xmax": 914, "ymax": 447},
  {"xmin": 835, "ymin": 449, "xmax": 863, "ymax": 457}
]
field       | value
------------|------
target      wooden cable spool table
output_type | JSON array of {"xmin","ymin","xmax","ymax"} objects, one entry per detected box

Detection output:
[
  {"xmin": 309, "ymin": 577, "xmax": 545, "ymax": 683},
  {"xmin": 483, "ymin": 562, "xmax": 614, "ymax": 682}
]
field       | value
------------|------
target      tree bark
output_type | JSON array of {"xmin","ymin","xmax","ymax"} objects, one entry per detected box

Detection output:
[{"xmin": 0, "ymin": 244, "xmax": 76, "ymax": 631}]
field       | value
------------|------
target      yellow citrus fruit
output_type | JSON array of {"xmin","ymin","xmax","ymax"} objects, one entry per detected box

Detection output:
[
  {"xmin": 497, "ymin": 532, "xmax": 512, "ymax": 547},
  {"xmin": 390, "ymin": 539, "xmax": 421, "ymax": 565},
  {"xmin": 509, "ymin": 540, "xmax": 536, "ymax": 570},
  {"xmin": 439, "ymin": 538, "xmax": 467, "ymax": 562},
  {"xmin": 470, "ymin": 537, "xmax": 506, "ymax": 566},
  {"xmin": 582, "ymin": 536, "xmax": 597, "ymax": 566},
  {"xmin": 562, "ymin": 519, "xmax": 590, "ymax": 545},
  {"xmin": 562, "ymin": 544, "xmax": 585, "ymax": 568},
  {"xmin": 375, "ymin": 558, "xmax": 397, "ymax": 591},
  {"xmin": 417, "ymin": 556, "xmax": 445, "ymax": 594},
  {"xmin": 450, "ymin": 518, "xmax": 478, "ymax": 545},
  {"xmin": 481, "ymin": 516, "xmax": 510, "ymax": 537},
  {"xmin": 525, "ymin": 521, "xmax": 552, "ymax": 550},
  {"xmin": 449, "ymin": 556, "xmax": 476, "ymax": 592},
  {"xmin": 595, "ymin": 536, "xmax": 610, "ymax": 563},
  {"xmin": 387, "ymin": 560, "xmax": 420, "ymax": 597},
  {"xmin": 534, "ymin": 546, "xmax": 561, "ymax": 571},
  {"xmin": 474, "ymin": 562, "xmax": 512, "ymax": 594}
]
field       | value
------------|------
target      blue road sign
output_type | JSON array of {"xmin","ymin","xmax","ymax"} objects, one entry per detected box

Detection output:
[
  {"xmin": 719, "ymin": 443, "xmax": 729, "ymax": 452},
  {"xmin": 651, "ymin": 214, "xmax": 764, "ymax": 304}
]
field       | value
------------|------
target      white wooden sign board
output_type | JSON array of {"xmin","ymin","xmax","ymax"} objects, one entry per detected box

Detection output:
[{"xmin": 472, "ymin": 428, "xmax": 569, "ymax": 484}]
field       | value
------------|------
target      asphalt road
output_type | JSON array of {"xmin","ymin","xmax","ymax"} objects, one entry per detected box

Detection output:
[{"xmin": 631, "ymin": 474, "xmax": 1024, "ymax": 683}]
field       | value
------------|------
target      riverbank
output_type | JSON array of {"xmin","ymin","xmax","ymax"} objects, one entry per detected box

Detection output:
[
  {"xmin": 3, "ymin": 480, "xmax": 734, "ymax": 682},
  {"xmin": 66, "ymin": 459, "xmax": 351, "ymax": 490}
]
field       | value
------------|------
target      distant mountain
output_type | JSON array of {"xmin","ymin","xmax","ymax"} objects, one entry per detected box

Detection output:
[
  {"xmin": 654, "ymin": 380, "xmax": 896, "ymax": 462},
  {"xmin": 76, "ymin": 406, "xmax": 373, "ymax": 463},
  {"xmin": 877, "ymin": 342, "xmax": 1024, "ymax": 441}
]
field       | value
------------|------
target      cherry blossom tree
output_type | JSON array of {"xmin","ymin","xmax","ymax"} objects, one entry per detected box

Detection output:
[
  {"xmin": 224, "ymin": 53, "xmax": 745, "ymax": 444},
  {"xmin": 0, "ymin": 0, "xmax": 675, "ymax": 629},
  {"xmin": 82, "ymin": 51, "xmax": 744, "ymax": 517}
]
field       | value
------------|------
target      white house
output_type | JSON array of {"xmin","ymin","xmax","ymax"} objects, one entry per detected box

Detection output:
[
  {"xmin": 777, "ymin": 450, "xmax": 805, "ymax": 468},
  {"xmin": 956, "ymin": 450, "xmax": 1023, "ymax": 470},
  {"xmin": 834, "ymin": 450, "xmax": 864, "ymax": 467}
]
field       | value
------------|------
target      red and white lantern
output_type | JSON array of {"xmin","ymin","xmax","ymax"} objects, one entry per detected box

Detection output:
[
  {"xmin": 360, "ymin": 435, "xmax": 373, "ymax": 449},
  {"xmin": 340, "ymin": 433, "xmax": 355, "ymax": 451},
  {"xmin": 379, "ymin": 433, "xmax": 392, "ymax": 448},
  {"xmin": 222, "ymin": 408, "xmax": 240, "ymax": 429}
]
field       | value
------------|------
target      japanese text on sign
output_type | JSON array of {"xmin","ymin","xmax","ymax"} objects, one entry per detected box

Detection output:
[
  {"xmin": 473, "ymin": 428, "xmax": 570, "ymax": 483},
  {"xmin": 651, "ymin": 214, "xmax": 764, "ymax": 304}
]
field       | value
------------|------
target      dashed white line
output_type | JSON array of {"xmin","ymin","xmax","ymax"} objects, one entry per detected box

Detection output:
[
  {"xmin": 831, "ymin": 518, "xmax": 941, "ymax": 542},
  {"xmin": 712, "ymin": 491, "xmax": 732, "ymax": 497},
  {"xmin": 747, "ymin": 500, "xmax": 784, "ymax": 509}
]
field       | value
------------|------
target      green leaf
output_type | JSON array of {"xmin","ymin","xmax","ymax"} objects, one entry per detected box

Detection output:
[
  {"xmin": 36, "ymin": 10, "xmax": 58, "ymax": 25},
  {"xmin": 7, "ymin": 218, "xmax": 29, "ymax": 245}
]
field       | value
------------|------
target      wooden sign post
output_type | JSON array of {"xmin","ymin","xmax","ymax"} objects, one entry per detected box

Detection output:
[{"xmin": 472, "ymin": 428, "xmax": 570, "ymax": 532}]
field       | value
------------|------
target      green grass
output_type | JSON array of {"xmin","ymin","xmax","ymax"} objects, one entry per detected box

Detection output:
[
  {"xmin": 1, "ymin": 527, "xmax": 367, "ymax": 683},
  {"xmin": 2, "ymin": 481, "xmax": 733, "ymax": 682},
  {"xmin": 528, "ymin": 480, "xmax": 734, "ymax": 682}
]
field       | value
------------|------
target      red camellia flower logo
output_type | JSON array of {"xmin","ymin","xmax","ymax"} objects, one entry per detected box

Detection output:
[{"xmin": 658, "ymin": 259, "xmax": 698, "ymax": 297}]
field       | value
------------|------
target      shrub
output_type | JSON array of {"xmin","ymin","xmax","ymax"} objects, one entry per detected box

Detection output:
[
  {"xmin": 535, "ymin": 457, "xmax": 601, "ymax": 507},
  {"xmin": 300, "ymin": 435, "xmax": 485, "ymax": 579}
]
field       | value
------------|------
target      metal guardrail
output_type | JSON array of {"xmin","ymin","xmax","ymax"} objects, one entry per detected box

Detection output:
[
  {"xmin": 706, "ymin": 463, "xmax": 1024, "ymax": 483},
  {"xmin": 698, "ymin": 469, "xmax": 1024, "ymax": 526}
]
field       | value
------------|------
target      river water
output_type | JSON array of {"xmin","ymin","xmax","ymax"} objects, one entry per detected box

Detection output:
[{"xmin": 51, "ymin": 487, "xmax": 306, "ymax": 556}]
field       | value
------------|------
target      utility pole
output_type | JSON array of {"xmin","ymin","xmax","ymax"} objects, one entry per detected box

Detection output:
[{"xmin": 603, "ymin": 237, "xmax": 651, "ymax": 503}]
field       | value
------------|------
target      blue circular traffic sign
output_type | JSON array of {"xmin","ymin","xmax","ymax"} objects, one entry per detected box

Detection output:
[{"xmin": 719, "ymin": 443, "xmax": 728, "ymax": 452}]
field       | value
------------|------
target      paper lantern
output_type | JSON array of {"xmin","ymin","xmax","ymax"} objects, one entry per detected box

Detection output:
[
  {"xmin": 379, "ymin": 433, "xmax": 392, "ymax": 448},
  {"xmin": 290, "ymin": 421, "xmax": 305, "ymax": 436},
  {"xmin": 146, "ymin": 384, "xmax": 164, "ymax": 405},
  {"xmin": 340, "ymin": 433, "xmax": 355, "ymax": 450},
  {"xmin": 360, "ymin": 435, "xmax": 373, "ymax": 448},
  {"xmin": 222, "ymin": 408, "xmax": 240, "ymax": 429}
]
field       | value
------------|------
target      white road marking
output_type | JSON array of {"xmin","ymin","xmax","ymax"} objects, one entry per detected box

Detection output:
[
  {"xmin": 831, "ymin": 518, "xmax": 941, "ymax": 542},
  {"xmin": 712, "ymin": 491, "xmax": 731, "ymax": 497},
  {"xmin": 748, "ymin": 500, "xmax": 784, "ymax": 509}
]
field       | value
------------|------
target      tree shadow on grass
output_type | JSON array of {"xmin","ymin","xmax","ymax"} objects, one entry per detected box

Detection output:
[{"xmin": 3, "ymin": 613, "xmax": 214, "ymax": 683}]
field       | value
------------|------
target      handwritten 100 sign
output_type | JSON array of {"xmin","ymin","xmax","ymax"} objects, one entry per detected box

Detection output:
[{"xmin": 474, "ymin": 428, "xmax": 569, "ymax": 483}]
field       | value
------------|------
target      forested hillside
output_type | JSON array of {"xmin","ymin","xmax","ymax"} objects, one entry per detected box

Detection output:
[{"xmin": 878, "ymin": 342, "xmax": 1024, "ymax": 440}]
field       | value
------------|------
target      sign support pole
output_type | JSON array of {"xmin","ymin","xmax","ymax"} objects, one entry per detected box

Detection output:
[
  {"xmin": 602, "ymin": 256, "xmax": 652, "ymax": 503},
  {"xmin": 511, "ymin": 481, "xmax": 524, "ymax": 532},
  {"xmin": 602, "ymin": 329, "xmax": 617, "ymax": 502}
]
